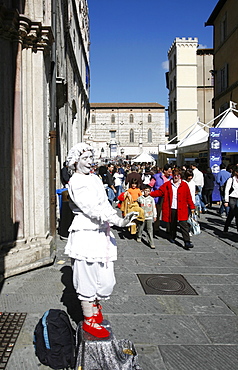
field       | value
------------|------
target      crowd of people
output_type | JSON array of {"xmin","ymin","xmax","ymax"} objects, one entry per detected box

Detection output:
[{"xmin": 62, "ymin": 158, "xmax": 238, "ymax": 248}]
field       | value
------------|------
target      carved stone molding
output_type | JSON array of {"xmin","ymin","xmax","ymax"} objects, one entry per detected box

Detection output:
[
  {"xmin": 19, "ymin": 15, "xmax": 54, "ymax": 51},
  {"xmin": 0, "ymin": 5, "xmax": 54, "ymax": 51}
]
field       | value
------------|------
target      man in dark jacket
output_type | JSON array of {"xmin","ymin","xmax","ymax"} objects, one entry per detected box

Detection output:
[
  {"xmin": 216, "ymin": 163, "xmax": 231, "ymax": 217},
  {"xmin": 105, "ymin": 163, "xmax": 117, "ymax": 203},
  {"xmin": 125, "ymin": 165, "xmax": 143, "ymax": 189},
  {"xmin": 61, "ymin": 162, "xmax": 71, "ymax": 186}
]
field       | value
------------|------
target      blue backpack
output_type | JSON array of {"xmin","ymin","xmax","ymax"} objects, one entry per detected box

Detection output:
[{"xmin": 33, "ymin": 309, "xmax": 75, "ymax": 369}]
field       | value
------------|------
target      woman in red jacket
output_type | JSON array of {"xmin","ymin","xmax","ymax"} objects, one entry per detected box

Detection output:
[{"xmin": 151, "ymin": 168, "xmax": 195, "ymax": 250}]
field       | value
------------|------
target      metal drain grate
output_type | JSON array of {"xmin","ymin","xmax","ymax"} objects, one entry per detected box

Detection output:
[
  {"xmin": 137, "ymin": 274, "xmax": 198, "ymax": 295},
  {"xmin": 0, "ymin": 312, "xmax": 27, "ymax": 369}
]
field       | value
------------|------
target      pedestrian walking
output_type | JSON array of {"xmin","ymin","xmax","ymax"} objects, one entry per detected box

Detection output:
[
  {"xmin": 150, "ymin": 168, "xmax": 195, "ymax": 250},
  {"xmin": 137, "ymin": 186, "xmax": 157, "ymax": 249},
  {"xmin": 223, "ymin": 166, "xmax": 238, "ymax": 233},
  {"xmin": 113, "ymin": 166, "xmax": 124, "ymax": 198},
  {"xmin": 202, "ymin": 167, "xmax": 215, "ymax": 208},
  {"xmin": 151, "ymin": 164, "xmax": 172, "ymax": 234},
  {"xmin": 60, "ymin": 161, "xmax": 71, "ymax": 187},
  {"xmin": 125, "ymin": 165, "xmax": 143, "ymax": 189},
  {"xmin": 191, "ymin": 163, "xmax": 206, "ymax": 213},
  {"xmin": 216, "ymin": 163, "xmax": 231, "ymax": 217}
]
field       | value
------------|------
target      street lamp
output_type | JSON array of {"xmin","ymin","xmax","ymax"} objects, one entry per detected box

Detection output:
[{"xmin": 138, "ymin": 121, "xmax": 143, "ymax": 153}]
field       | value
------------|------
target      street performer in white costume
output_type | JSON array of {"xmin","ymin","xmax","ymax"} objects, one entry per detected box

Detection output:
[{"xmin": 65, "ymin": 143, "xmax": 137, "ymax": 338}]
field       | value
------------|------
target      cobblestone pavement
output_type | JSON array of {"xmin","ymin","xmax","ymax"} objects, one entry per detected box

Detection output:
[{"xmin": 0, "ymin": 205, "xmax": 237, "ymax": 369}]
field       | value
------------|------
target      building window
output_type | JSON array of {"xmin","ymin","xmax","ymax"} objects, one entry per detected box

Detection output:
[
  {"xmin": 110, "ymin": 130, "xmax": 116, "ymax": 138},
  {"xmin": 174, "ymin": 98, "xmax": 176, "ymax": 111},
  {"xmin": 220, "ymin": 13, "xmax": 227, "ymax": 43},
  {"xmin": 92, "ymin": 114, "xmax": 96, "ymax": 123},
  {"xmin": 148, "ymin": 114, "xmax": 152, "ymax": 123},
  {"xmin": 129, "ymin": 129, "xmax": 134, "ymax": 142},
  {"xmin": 169, "ymin": 122, "xmax": 172, "ymax": 135},
  {"xmin": 111, "ymin": 114, "xmax": 115, "ymax": 123},
  {"xmin": 129, "ymin": 114, "xmax": 134, "ymax": 123},
  {"xmin": 170, "ymin": 101, "xmax": 173, "ymax": 113},
  {"xmin": 174, "ymin": 120, "xmax": 177, "ymax": 135},
  {"xmin": 218, "ymin": 64, "xmax": 228, "ymax": 93},
  {"xmin": 148, "ymin": 129, "xmax": 152, "ymax": 142}
]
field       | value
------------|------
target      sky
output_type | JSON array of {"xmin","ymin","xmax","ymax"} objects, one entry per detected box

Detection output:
[{"xmin": 87, "ymin": 0, "xmax": 218, "ymax": 108}]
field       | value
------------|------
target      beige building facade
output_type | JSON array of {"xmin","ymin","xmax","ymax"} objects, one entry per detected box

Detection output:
[
  {"xmin": 0, "ymin": 0, "xmax": 90, "ymax": 279},
  {"xmin": 87, "ymin": 103, "xmax": 166, "ymax": 160},
  {"xmin": 167, "ymin": 37, "xmax": 214, "ymax": 143},
  {"xmin": 206, "ymin": 0, "xmax": 238, "ymax": 118}
]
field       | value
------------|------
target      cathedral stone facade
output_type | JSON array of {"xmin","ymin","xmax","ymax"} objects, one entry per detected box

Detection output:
[{"xmin": 87, "ymin": 103, "xmax": 166, "ymax": 160}]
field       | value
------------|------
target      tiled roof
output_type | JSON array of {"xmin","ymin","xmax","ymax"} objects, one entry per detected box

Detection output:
[{"xmin": 90, "ymin": 102, "xmax": 165, "ymax": 109}]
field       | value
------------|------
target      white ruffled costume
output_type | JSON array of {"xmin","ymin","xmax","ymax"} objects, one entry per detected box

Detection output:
[
  {"xmin": 65, "ymin": 172, "xmax": 121, "ymax": 263},
  {"xmin": 64, "ymin": 143, "xmax": 126, "ymax": 302}
]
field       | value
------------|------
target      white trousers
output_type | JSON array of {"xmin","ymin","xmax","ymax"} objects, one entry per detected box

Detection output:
[{"xmin": 72, "ymin": 259, "xmax": 116, "ymax": 301}]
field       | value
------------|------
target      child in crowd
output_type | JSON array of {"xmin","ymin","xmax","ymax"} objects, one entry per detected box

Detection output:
[
  {"xmin": 137, "ymin": 185, "xmax": 157, "ymax": 249},
  {"xmin": 126, "ymin": 178, "xmax": 142, "ymax": 201},
  {"xmin": 120, "ymin": 178, "xmax": 144, "ymax": 234},
  {"xmin": 195, "ymin": 185, "xmax": 201, "ymax": 216}
]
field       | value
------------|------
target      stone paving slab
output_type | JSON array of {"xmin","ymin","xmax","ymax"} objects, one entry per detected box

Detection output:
[
  {"xmin": 195, "ymin": 315, "xmax": 238, "ymax": 344},
  {"xmin": 104, "ymin": 295, "xmax": 233, "ymax": 316},
  {"xmin": 0, "ymin": 267, "xmax": 64, "ymax": 295},
  {"xmin": 166, "ymin": 266, "xmax": 238, "ymax": 275},
  {"xmin": 0, "ymin": 292, "xmax": 65, "ymax": 313},
  {"xmin": 136, "ymin": 345, "xmax": 167, "ymax": 370},
  {"xmin": 186, "ymin": 273, "xmax": 238, "ymax": 285},
  {"xmin": 159, "ymin": 345, "xmax": 238, "ymax": 370},
  {"xmin": 106, "ymin": 315, "xmax": 210, "ymax": 345}
]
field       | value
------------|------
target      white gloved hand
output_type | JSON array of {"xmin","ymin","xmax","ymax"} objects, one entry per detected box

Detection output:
[
  {"xmin": 110, "ymin": 212, "xmax": 139, "ymax": 227},
  {"xmin": 120, "ymin": 211, "xmax": 139, "ymax": 227}
]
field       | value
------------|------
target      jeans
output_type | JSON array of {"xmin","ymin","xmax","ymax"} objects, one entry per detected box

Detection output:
[
  {"xmin": 219, "ymin": 189, "xmax": 229, "ymax": 216},
  {"xmin": 197, "ymin": 186, "xmax": 206, "ymax": 211},
  {"xmin": 224, "ymin": 197, "xmax": 238, "ymax": 231},
  {"xmin": 106, "ymin": 187, "xmax": 115, "ymax": 203},
  {"xmin": 115, "ymin": 185, "xmax": 123, "ymax": 199},
  {"xmin": 137, "ymin": 219, "xmax": 154, "ymax": 246}
]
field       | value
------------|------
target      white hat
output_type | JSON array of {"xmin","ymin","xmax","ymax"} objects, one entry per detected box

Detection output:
[{"xmin": 66, "ymin": 143, "xmax": 94, "ymax": 169}]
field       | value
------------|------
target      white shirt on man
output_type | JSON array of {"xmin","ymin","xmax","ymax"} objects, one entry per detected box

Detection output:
[{"xmin": 192, "ymin": 168, "xmax": 204, "ymax": 188}]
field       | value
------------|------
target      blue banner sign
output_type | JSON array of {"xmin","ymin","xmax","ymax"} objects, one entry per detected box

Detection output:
[{"xmin": 209, "ymin": 127, "xmax": 238, "ymax": 201}]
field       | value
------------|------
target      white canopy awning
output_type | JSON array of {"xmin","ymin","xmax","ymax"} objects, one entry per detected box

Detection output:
[
  {"xmin": 132, "ymin": 152, "xmax": 155, "ymax": 163},
  {"xmin": 216, "ymin": 110, "xmax": 238, "ymax": 128},
  {"xmin": 177, "ymin": 122, "xmax": 209, "ymax": 154}
]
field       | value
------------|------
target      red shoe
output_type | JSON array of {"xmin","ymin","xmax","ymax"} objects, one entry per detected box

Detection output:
[
  {"xmin": 93, "ymin": 303, "xmax": 103, "ymax": 324},
  {"xmin": 82, "ymin": 316, "xmax": 110, "ymax": 338}
]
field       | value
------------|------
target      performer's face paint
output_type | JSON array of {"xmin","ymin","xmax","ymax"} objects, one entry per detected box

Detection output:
[{"xmin": 76, "ymin": 150, "xmax": 93, "ymax": 175}]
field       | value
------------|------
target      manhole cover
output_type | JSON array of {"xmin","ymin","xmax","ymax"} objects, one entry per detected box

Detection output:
[
  {"xmin": 0, "ymin": 312, "xmax": 27, "ymax": 369},
  {"xmin": 137, "ymin": 274, "xmax": 198, "ymax": 295}
]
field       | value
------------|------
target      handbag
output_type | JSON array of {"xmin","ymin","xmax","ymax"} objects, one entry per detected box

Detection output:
[
  {"xmin": 229, "ymin": 178, "xmax": 234, "ymax": 195},
  {"xmin": 188, "ymin": 214, "xmax": 201, "ymax": 235}
]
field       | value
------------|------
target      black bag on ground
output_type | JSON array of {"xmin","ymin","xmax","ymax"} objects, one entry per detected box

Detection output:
[{"xmin": 33, "ymin": 309, "xmax": 75, "ymax": 369}]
